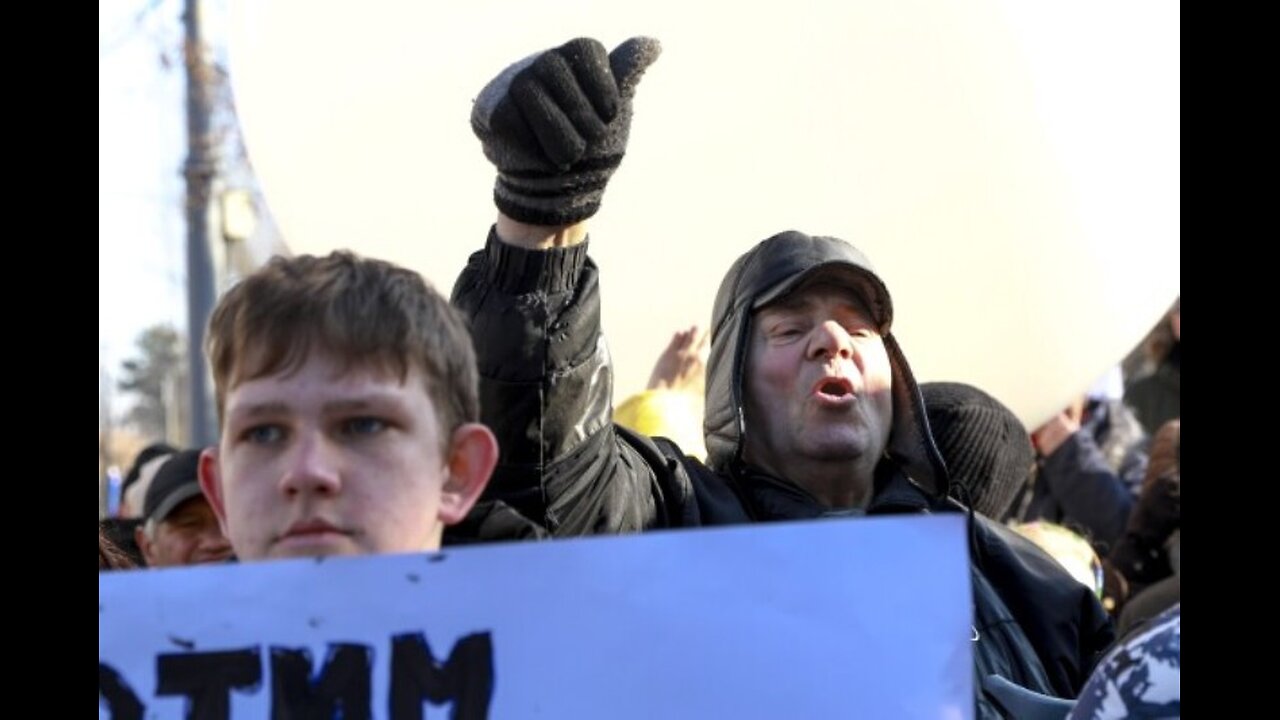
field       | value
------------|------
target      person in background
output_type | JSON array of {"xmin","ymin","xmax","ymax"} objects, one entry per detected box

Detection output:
[
  {"xmin": 1107, "ymin": 419, "xmax": 1180, "ymax": 633},
  {"xmin": 614, "ymin": 325, "xmax": 710, "ymax": 460},
  {"xmin": 135, "ymin": 449, "xmax": 234, "ymax": 567},
  {"xmin": 1124, "ymin": 298, "xmax": 1180, "ymax": 435},
  {"xmin": 100, "ymin": 441, "xmax": 178, "ymax": 567},
  {"xmin": 1068, "ymin": 603, "xmax": 1179, "ymax": 720},
  {"xmin": 920, "ymin": 381, "xmax": 1034, "ymax": 520},
  {"xmin": 1019, "ymin": 382, "xmax": 1147, "ymax": 556},
  {"xmin": 118, "ymin": 442, "xmax": 177, "ymax": 519},
  {"xmin": 1011, "ymin": 521, "xmax": 1105, "ymax": 600},
  {"xmin": 99, "ymin": 526, "xmax": 137, "ymax": 571}
]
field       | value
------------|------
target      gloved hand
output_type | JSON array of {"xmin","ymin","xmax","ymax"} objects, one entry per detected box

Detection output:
[{"xmin": 472, "ymin": 36, "xmax": 661, "ymax": 226}]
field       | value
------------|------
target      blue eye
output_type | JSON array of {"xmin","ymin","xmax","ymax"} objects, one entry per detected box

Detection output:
[
  {"xmin": 343, "ymin": 417, "xmax": 387, "ymax": 436},
  {"xmin": 244, "ymin": 425, "xmax": 284, "ymax": 444}
]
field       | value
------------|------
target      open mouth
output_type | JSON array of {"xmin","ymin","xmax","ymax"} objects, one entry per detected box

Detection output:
[{"xmin": 814, "ymin": 377, "xmax": 855, "ymax": 399}]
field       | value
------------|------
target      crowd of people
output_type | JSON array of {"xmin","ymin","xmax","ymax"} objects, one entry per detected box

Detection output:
[{"xmin": 100, "ymin": 36, "xmax": 1179, "ymax": 718}]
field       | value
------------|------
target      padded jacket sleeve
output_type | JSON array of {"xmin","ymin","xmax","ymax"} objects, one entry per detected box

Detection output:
[{"xmin": 452, "ymin": 229, "xmax": 689, "ymax": 535}]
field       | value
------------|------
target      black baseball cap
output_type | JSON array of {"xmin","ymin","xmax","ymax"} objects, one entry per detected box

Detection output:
[{"xmin": 142, "ymin": 449, "xmax": 206, "ymax": 524}]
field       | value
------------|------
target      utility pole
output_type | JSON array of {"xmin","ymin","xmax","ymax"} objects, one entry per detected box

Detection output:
[{"xmin": 183, "ymin": 0, "xmax": 217, "ymax": 446}]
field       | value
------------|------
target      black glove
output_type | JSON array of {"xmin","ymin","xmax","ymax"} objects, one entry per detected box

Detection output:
[{"xmin": 471, "ymin": 36, "xmax": 661, "ymax": 226}]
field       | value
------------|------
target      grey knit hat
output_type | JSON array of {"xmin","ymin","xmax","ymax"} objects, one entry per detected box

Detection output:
[{"xmin": 920, "ymin": 382, "xmax": 1033, "ymax": 519}]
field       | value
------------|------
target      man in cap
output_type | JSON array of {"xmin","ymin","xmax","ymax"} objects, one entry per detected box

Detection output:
[
  {"xmin": 119, "ymin": 442, "xmax": 177, "ymax": 519},
  {"xmin": 135, "ymin": 448, "xmax": 233, "ymax": 567},
  {"xmin": 99, "ymin": 442, "xmax": 178, "ymax": 567},
  {"xmin": 452, "ymin": 35, "xmax": 1114, "ymax": 713}
]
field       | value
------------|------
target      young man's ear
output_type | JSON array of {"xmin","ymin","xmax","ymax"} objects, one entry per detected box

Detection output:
[
  {"xmin": 438, "ymin": 423, "xmax": 499, "ymax": 525},
  {"xmin": 197, "ymin": 447, "xmax": 230, "ymax": 537}
]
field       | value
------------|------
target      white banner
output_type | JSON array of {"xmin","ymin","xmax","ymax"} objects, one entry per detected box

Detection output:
[{"xmin": 100, "ymin": 515, "xmax": 972, "ymax": 719}]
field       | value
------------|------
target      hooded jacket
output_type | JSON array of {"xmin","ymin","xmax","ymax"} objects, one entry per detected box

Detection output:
[
  {"xmin": 450, "ymin": 227, "xmax": 1113, "ymax": 708},
  {"xmin": 701, "ymin": 230, "xmax": 947, "ymax": 497}
]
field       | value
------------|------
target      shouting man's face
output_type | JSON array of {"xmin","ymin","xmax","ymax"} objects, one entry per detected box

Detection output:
[{"xmin": 744, "ymin": 279, "xmax": 893, "ymax": 506}]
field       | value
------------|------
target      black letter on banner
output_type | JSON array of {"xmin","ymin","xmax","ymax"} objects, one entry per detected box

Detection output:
[
  {"xmin": 99, "ymin": 662, "xmax": 144, "ymax": 720},
  {"xmin": 270, "ymin": 643, "xmax": 373, "ymax": 719},
  {"xmin": 389, "ymin": 632, "xmax": 493, "ymax": 720},
  {"xmin": 156, "ymin": 648, "xmax": 262, "ymax": 720}
]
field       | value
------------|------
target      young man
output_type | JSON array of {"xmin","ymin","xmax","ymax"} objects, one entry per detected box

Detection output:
[
  {"xmin": 197, "ymin": 251, "xmax": 503, "ymax": 560},
  {"xmin": 135, "ymin": 448, "xmax": 233, "ymax": 567},
  {"xmin": 454, "ymin": 36, "xmax": 1114, "ymax": 715}
]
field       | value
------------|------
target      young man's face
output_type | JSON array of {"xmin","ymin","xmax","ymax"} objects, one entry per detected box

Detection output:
[
  {"xmin": 136, "ymin": 496, "xmax": 233, "ymax": 568},
  {"xmin": 743, "ymin": 281, "xmax": 894, "ymax": 483},
  {"xmin": 200, "ymin": 352, "xmax": 496, "ymax": 561}
]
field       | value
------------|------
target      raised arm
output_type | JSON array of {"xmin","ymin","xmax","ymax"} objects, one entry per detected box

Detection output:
[
  {"xmin": 452, "ymin": 37, "xmax": 688, "ymax": 536},
  {"xmin": 1032, "ymin": 409, "xmax": 1138, "ymax": 551}
]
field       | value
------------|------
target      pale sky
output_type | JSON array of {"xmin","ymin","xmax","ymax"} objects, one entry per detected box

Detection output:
[
  {"xmin": 227, "ymin": 0, "xmax": 1178, "ymax": 426},
  {"xmin": 99, "ymin": 0, "xmax": 243, "ymax": 424},
  {"xmin": 101, "ymin": 0, "xmax": 1179, "ymax": 431},
  {"xmin": 99, "ymin": 0, "xmax": 190, "ymax": 413}
]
